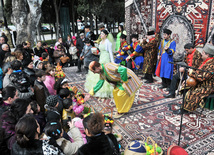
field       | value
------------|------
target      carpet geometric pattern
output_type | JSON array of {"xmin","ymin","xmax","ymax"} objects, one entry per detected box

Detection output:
[{"xmin": 63, "ymin": 66, "xmax": 214, "ymax": 155}]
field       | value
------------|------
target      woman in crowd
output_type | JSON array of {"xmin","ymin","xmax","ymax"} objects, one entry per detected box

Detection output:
[
  {"xmin": 0, "ymin": 99, "xmax": 33, "ymax": 153},
  {"xmin": 14, "ymin": 50, "xmax": 23, "ymax": 63},
  {"xmin": 34, "ymin": 41, "xmax": 43, "ymax": 57},
  {"xmin": 84, "ymin": 30, "xmax": 114, "ymax": 98},
  {"xmin": 44, "ymin": 120, "xmax": 84, "ymax": 155},
  {"xmin": 11, "ymin": 114, "xmax": 63, "ymax": 155},
  {"xmin": 115, "ymin": 25, "xmax": 127, "ymax": 51},
  {"xmin": 77, "ymin": 112, "xmax": 119, "ymax": 155}
]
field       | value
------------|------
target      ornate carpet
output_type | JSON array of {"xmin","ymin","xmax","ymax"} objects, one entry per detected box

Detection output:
[{"xmin": 63, "ymin": 67, "xmax": 214, "ymax": 155}]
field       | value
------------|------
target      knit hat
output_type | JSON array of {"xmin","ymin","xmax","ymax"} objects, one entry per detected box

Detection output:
[
  {"xmin": 167, "ymin": 145, "xmax": 188, "ymax": 155},
  {"xmin": 203, "ymin": 43, "xmax": 214, "ymax": 55},
  {"xmin": 72, "ymin": 36, "xmax": 76, "ymax": 40},
  {"xmin": 46, "ymin": 95, "xmax": 58, "ymax": 107},
  {"xmin": 124, "ymin": 140, "xmax": 147, "ymax": 155}
]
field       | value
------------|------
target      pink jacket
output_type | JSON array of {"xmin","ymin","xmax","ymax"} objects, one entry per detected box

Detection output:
[{"xmin": 44, "ymin": 75, "xmax": 56, "ymax": 95}]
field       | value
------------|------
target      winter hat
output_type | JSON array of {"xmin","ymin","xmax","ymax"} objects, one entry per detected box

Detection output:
[
  {"xmin": 72, "ymin": 36, "xmax": 76, "ymax": 40},
  {"xmin": 131, "ymin": 34, "xmax": 138, "ymax": 39},
  {"xmin": 34, "ymin": 60, "xmax": 42, "ymax": 69},
  {"xmin": 124, "ymin": 140, "xmax": 147, "ymax": 155},
  {"xmin": 46, "ymin": 95, "xmax": 58, "ymax": 107},
  {"xmin": 163, "ymin": 28, "xmax": 172, "ymax": 35},
  {"xmin": 167, "ymin": 145, "xmax": 188, "ymax": 155}
]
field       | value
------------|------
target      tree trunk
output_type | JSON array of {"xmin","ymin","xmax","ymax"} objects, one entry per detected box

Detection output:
[
  {"xmin": 37, "ymin": 23, "xmax": 42, "ymax": 41},
  {"xmin": 11, "ymin": 0, "xmax": 28, "ymax": 45},
  {"xmin": 11, "ymin": 0, "xmax": 44, "ymax": 45},
  {"xmin": 71, "ymin": 0, "xmax": 76, "ymax": 36},
  {"xmin": 95, "ymin": 16, "xmax": 98, "ymax": 36},
  {"xmin": 53, "ymin": 0, "xmax": 60, "ymax": 40},
  {"xmin": 26, "ymin": 0, "xmax": 44, "ymax": 45}
]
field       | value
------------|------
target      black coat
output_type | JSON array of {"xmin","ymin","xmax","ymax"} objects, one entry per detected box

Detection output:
[
  {"xmin": 34, "ymin": 47, "xmax": 43, "ymax": 57},
  {"xmin": 77, "ymin": 132, "xmax": 120, "ymax": 155},
  {"xmin": 23, "ymin": 67, "xmax": 36, "ymax": 86},
  {"xmin": 11, "ymin": 140, "xmax": 43, "ymax": 155},
  {"xmin": 76, "ymin": 38, "xmax": 85, "ymax": 55}
]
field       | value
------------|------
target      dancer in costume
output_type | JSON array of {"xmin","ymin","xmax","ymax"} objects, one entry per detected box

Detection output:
[
  {"xmin": 115, "ymin": 34, "xmax": 128, "ymax": 66},
  {"xmin": 115, "ymin": 25, "xmax": 127, "ymax": 51},
  {"xmin": 123, "ymin": 34, "xmax": 144, "ymax": 70},
  {"xmin": 88, "ymin": 61, "xmax": 142, "ymax": 118},
  {"xmin": 84, "ymin": 30, "xmax": 114, "ymax": 98},
  {"xmin": 155, "ymin": 29, "xmax": 176, "ymax": 89}
]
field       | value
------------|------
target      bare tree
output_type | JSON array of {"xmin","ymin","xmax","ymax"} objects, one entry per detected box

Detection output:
[{"xmin": 11, "ymin": 0, "xmax": 44, "ymax": 45}]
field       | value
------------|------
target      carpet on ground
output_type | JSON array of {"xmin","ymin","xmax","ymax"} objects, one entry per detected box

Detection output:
[{"xmin": 63, "ymin": 67, "xmax": 214, "ymax": 155}]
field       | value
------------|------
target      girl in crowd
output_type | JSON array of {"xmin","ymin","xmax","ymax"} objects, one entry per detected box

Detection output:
[
  {"xmin": 34, "ymin": 41, "xmax": 43, "ymax": 57},
  {"xmin": 84, "ymin": 30, "xmax": 114, "ymax": 98},
  {"xmin": 44, "ymin": 120, "xmax": 84, "ymax": 155},
  {"xmin": 44, "ymin": 66, "xmax": 56, "ymax": 95},
  {"xmin": 54, "ymin": 78, "xmax": 69, "ymax": 94},
  {"xmin": 11, "ymin": 114, "xmax": 63, "ymax": 155}
]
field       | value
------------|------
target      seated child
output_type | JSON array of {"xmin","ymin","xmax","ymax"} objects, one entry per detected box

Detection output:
[{"xmin": 62, "ymin": 98, "xmax": 75, "ymax": 131}]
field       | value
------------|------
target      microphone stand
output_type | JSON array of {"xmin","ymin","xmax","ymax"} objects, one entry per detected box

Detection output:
[{"xmin": 168, "ymin": 61, "xmax": 214, "ymax": 146}]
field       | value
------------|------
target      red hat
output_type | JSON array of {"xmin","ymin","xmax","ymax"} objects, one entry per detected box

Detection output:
[{"xmin": 167, "ymin": 145, "xmax": 188, "ymax": 155}]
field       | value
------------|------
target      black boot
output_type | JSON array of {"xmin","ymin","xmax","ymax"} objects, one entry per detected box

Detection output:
[{"xmin": 145, "ymin": 74, "xmax": 153, "ymax": 83}]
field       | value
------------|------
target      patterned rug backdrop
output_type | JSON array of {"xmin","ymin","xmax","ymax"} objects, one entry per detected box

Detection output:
[
  {"xmin": 125, "ymin": 0, "xmax": 213, "ymax": 49},
  {"xmin": 63, "ymin": 67, "xmax": 214, "ymax": 155}
]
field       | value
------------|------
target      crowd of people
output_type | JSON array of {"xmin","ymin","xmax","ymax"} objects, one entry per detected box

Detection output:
[{"xmin": 0, "ymin": 21, "xmax": 213, "ymax": 155}]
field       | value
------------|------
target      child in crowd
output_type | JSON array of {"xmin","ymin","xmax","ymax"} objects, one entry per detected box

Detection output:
[
  {"xmin": 72, "ymin": 93, "xmax": 84, "ymax": 116},
  {"xmin": 44, "ymin": 121, "xmax": 84, "ymax": 155},
  {"xmin": 69, "ymin": 42, "xmax": 78, "ymax": 66},
  {"xmin": 54, "ymin": 78, "xmax": 69, "ymax": 94},
  {"xmin": 72, "ymin": 36, "xmax": 77, "ymax": 46},
  {"xmin": 30, "ymin": 101, "xmax": 46, "ymax": 133},
  {"xmin": 62, "ymin": 98, "xmax": 75, "ymax": 131},
  {"xmin": 73, "ymin": 117, "xmax": 87, "ymax": 144},
  {"xmin": 42, "ymin": 52, "xmax": 49, "ymax": 62},
  {"xmin": 34, "ymin": 70, "xmax": 50, "ymax": 112},
  {"xmin": 34, "ymin": 59, "xmax": 43, "ymax": 70},
  {"xmin": 44, "ymin": 95, "xmax": 61, "ymax": 122},
  {"xmin": 42, "ymin": 61, "xmax": 51, "ymax": 71},
  {"xmin": 57, "ymin": 88, "xmax": 71, "ymax": 115},
  {"xmin": 44, "ymin": 66, "xmax": 56, "ymax": 95}
]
